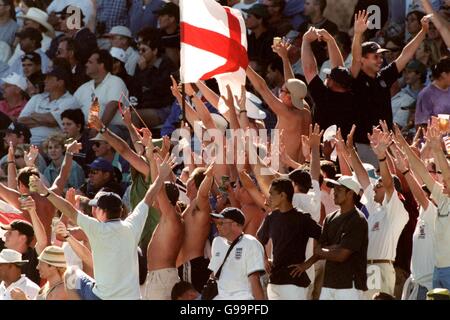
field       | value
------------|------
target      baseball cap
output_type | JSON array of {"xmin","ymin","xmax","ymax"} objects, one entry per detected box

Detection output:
[
  {"xmin": 88, "ymin": 191, "xmax": 123, "ymax": 211},
  {"xmin": 243, "ymin": 4, "xmax": 269, "ymax": 19},
  {"xmin": 21, "ymin": 52, "xmax": 41, "ymax": 64},
  {"xmin": 211, "ymin": 207, "xmax": 246, "ymax": 226},
  {"xmin": 90, "ymin": 133, "xmax": 108, "ymax": 142},
  {"xmin": 325, "ymin": 176, "xmax": 362, "ymax": 195},
  {"xmin": 427, "ymin": 288, "xmax": 450, "ymax": 300},
  {"xmin": 362, "ymin": 41, "xmax": 390, "ymax": 56},
  {"xmin": 323, "ymin": 66, "xmax": 353, "ymax": 88},
  {"xmin": 107, "ymin": 26, "xmax": 132, "ymax": 38},
  {"xmin": 1, "ymin": 220, "xmax": 34, "ymax": 239},
  {"xmin": 153, "ymin": 2, "xmax": 180, "ymax": 19},
  {"xmin": 285, "ymin": 78, "xmax": 307, "ymax": 109},
  {"xmin": 5, "ymin": 122, "xmax": 32, "ymax": 141},
  {"xmin": 88, "ymin": 158, "xmax": 114, "ymax": 172},
  {"xmin": 110, "ymin": 47, "xmax": 127, "ymax": 63},
  {"xmin": 288, "ymin": 169, "xmax": 312, "ymax": 190},
  {"xmin": 16, "ymin": 27, "xmax": 43, "ymax": 43},
  {"xmin": 1, "ymin": 73, "xmax": 28, "ymax": 91},
  {"xmin": 45, "ymin": 66, "xmax": 71, "ymax": 85},
  {"xmin": 55, "ymin": 5, "xmax": 86, "ymax": 21}
]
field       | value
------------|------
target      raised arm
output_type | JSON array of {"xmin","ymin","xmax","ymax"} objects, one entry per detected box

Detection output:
[
  {"xmin": 335, "ymin": 129, "xmax": 353, "ymax": 176},
  {"xmin": 238, "ymin": 170, "xmax": 268, "ymax": 211},
  {"xmin": 0, "ymin": 182, "xmax": 21, "ymax": 209},
  {"xmin": 317, "ymin": 29, "xmax": 345, "ymax": 68},
  {"xmin": 273, "ymin": 39, "xmax": 295, "ymax": 81},
  {"xmin": 6, "ymin": 142, "xmax": 17, "ymax": 190},
  {"xmin": 391, "ymin": 146, "xmax": 429, "ymax": 209},
  {"xmin": 89, "ymin": 113, "xmax": 150, "ymax": 177},
  {"xmin": 20, "ymin": 196, "xmax": 47, "ymax": 254},
  {"xmin": 52, "ymin": 141, "xmax": 82, "ymax": 195},
  {"xmin": 246, "ymin": 66, "xmax": 289, "ymax": 117},
  {"xmin": 395, "ymin": 16, "xmax": 428, "ymax": 72},
  {"xmin": 309, "ymin": 124, "xmax": 323, "ymax": 182},
  {"xmin": 350, "ymin": 10, "xmax": 369, "ymax": 78},
  {"xmin": 29, "ymin": 176, "xmax": 79, "ymax": 223},
  {"xmin": 421, "ymin": 0, "xmax": 450, "ymax": 47},
  {"xmin": 195, "ymin": 80, "xmax": 220, "ymax": 108},
  {"xmin": 143, "ymin": 154, "xmax": 177, "ymax": 207},
  {"xmin": 346, "ymin": 125, "xmax": 371, "ymax": 189},
  {"xmin": 369, "ymin": 130, "xmax": 394, "ymax": 200},
  {"xmin": 196, "ymin": 163, "xmax": 214, "ymax": 213},
  {"xmin": 301, "ymin": 27, "xmax": 320, "ymax": 84},
  {"xmin": 393, "ymin": 124, "xmax": 437, "ymax": 192},
  {"xmin": 55, "ymin": 222, "xmax": 93, "ymax": 270},
  {"xmin": 427, "ymin": 125, "xmax": 450, "ymax": 186}
]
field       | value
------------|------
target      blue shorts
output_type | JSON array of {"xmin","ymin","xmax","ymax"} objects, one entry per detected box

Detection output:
[
  {"xmin": 76, "ymin": 271, "xmax": 102, "ymax": 300},
  {"xmin": 432, "ymin": 266, "xmax": 450, "ymax": 291}
]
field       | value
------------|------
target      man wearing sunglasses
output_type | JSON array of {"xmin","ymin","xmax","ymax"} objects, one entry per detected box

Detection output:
[{"xmin": 79, "ymin": 157, "xmax": 123, "ymax": 199}]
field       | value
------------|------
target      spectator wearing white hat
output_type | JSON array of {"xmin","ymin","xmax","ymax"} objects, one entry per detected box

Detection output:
[
  {"xmin": 110, "ymin": 46, "xmax": 136, "ymax": 96},
  {"xmin": 0, "ymin": 249, "xmax": 40, "ymax": 300},
  {"xmin": 10, "ymin": 245, "xmax": 68, "ymax": 300},
  {"xmin": 107, "ymin": 26, "xmax": 140, "ymax": 76},
  {"xmin": 0, "ymin": 73, "xmax": 28, "ymax": 121}
]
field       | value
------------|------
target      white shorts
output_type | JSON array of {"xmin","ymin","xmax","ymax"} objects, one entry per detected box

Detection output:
[
  {"xmin": 320, "ymin": 287, "xmax": 364, "ymax": 300},
  {"xmin": 365, "ymin": 262, "xmax": 396, "ymax": 299},
  {"xmin": 267, "ymin": 284, "xmax": 307, "ymax": 300},
  {"xmin": 142, "ymin": 268, "xmax": 180, "ymax": 300}
]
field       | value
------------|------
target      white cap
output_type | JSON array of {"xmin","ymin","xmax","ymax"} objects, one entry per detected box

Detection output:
[
  {"xmin": 110, "ymin": 47, "xmax": 127, "ymax": 63},
  {"xmin": 325, "ymin": 176, "xmax": 362, "ymax": 195},
  {"xmin": 108, "ymin": 26, "xmax": 132, "ymax": 38},
  {"xmin": 323, "ymin": 125, "xmax": 337, "ymax": 142},
  {"xmin": 1, "ymin": 73, "xmax": 28, "ymax": 91},
  {"xmin": 240, "ymin": 92, "xmax": 266, "ymax": 120}
]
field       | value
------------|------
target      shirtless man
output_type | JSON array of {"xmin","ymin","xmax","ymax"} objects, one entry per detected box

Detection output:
[
  {"xmin": 176, "ymin": 164, "xmax": 214, "ymax": 293},
  {"xmin": 143, "ymin": 157, "xmax": 185, "ymax": 300},
  {"xmin": 246, "ymin": 41, "xmax": 311, "ymax": 162}
]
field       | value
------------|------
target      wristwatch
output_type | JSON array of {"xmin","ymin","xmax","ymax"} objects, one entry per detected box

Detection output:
[{"xmin": 100, "ymin": 126, "xmax": 107, "ymax": 134}]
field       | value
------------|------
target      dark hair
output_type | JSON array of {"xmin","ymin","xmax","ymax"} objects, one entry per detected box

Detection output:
[
  {"xmin": 171, "ymin": 281, "xmax": 197, "ymax": 300},
  {"xmin": 59, "ymin": 36, "xmax": 82, "ymax": 63},
  {"xmin": 3, "ymin": 0, "xmax": 16, "ymax": 20},
  {"xmin": 270, "ymin": 178, "xmax": 294, "ymax": 202},
  {"xmin": 191, "ymin": 167, "xmax": 206, "ymax": 189},
  {"xmin": 269, "ymin": 0, "xmax": 286, "ymax": 12},
  {"xmin": 432, "ymin": 57, "xmax": 450, "ymax": 79},
  {"xmin": 165, "ymin": 182, "xmax": 180, "ymax": 206},
  {"xmin": 91, "ymin": 49, "xmax": 113, "ymax": 73},
  {"xmin": 17, "ymin": 167, "xmax": 40, "ymax": 189},
  {"xmin": 335, "ymin": 32, "xmax": 351, "ymax": 55},
  {"xmin": 373, "ymin": 292, "xmax": 396, "ymax": 300},
  {"xmin": 267, "ymin": 57, "xmax": 283, "ymax": 75},
  {"xmin": 316, "ymin": 0, "xmax": 327, "ymax": 14},
  {"xmin": 320, "ymin": 160, "xmax": 337, "ymax": 179},
  {"xmin": 137, "ymin": 27, "xmax": 162, "ymax": 55},
  {"xmin": 407, "ymin": 10, "xmax": 426, "ymax": 22},
  {"xmin": 61, "ymin": 108, "xmax": 85, "ymax": 133}
]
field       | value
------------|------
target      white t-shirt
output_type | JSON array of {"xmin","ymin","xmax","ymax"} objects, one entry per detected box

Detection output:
[
  {"xmin": 431, "ymin": 184, "xmax": 450, "ymax": 268},
  {"xmin": 362, "ymin": 186, "xmax": 409, "ymax": 260},
  {"xmin": 292, "ymin": 180, "xmax": 321, "ymax": 285},
  {"xmin": 0, "ymin": 275, "xmax": 40, "ymax": 300},
  {"xmin": 18, "ymin": 91, "xmax": 80, "ymax": 146},
  {"xmin": 411, "ymin": 202, "xmax": 436, "ymax": 290},
  {"xmin": 74, "ymin": 72, "xmax": 128, "ymax": 127},
  {"xmin": 76, "ymin": 201, "xmax": 148, "ymax": 300},
  {"xmin": 209, "ymin": 234, "xmax": 265, "ymax": 300}
]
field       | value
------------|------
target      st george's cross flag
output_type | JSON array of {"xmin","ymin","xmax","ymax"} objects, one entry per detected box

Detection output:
[
  {"xmin": 180, "ymin": 0, "xmax": 248, "ymax": 113},
  {"xmin": 0, "ymin": 199, "xmax": 27, "ymax": 238}
]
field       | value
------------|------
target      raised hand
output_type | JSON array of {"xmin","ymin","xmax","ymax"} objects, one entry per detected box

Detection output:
[
  {"xmin": 184, "ymin": 83, "xmax": 196, "ymax": 97},
  {"xmin": 316, "ymin": 28, "xmax": 333, "ymax": 43},
  {"xmin": 221, "ymin": 85, "xmax": 235, "ymax": 108},
  {"xmin": 346, "ymin": 125, "xmax": 356, "ymax": 149},
  {"xmin": 391, "ymin": 146, "xmax": 409, "ymax": 173},
  {"xmin": 66, "ymin": 140, "xmax": 82, "ymax": 154},
  {"xmin": 29, "ymin": 175, "xmax": 48, "ymax": 195},
  {"xmin": 369, "ymin": 131, "xmax": 392, "ymax": 158},
  {"xmin": 335, "ymin": 128, "xmax": 347, "ymax": 154},
  {"xmin": 303, "ymin": 26, "xmax": 319, "ymax": 42},
  {"xmin": 24, "ymin": 145, "xmax": 39, "ymax": 167},
  {"xmin": 88, "ymin": 113, "xmax": 103, "ymax": 131},
  {"xmin": 19, "ymin": 195, "xmax": 36, "ymax": 213},
  {"xmin": 55, "ymin": 221, "xmax": 70, "ymax": 239},
  {"xmin": 309, "ymin": 123, "xmax": 324, "ymax": 147},
  {"xmin": 7, "ymin": 141, "xmax": 14, "ymax": 163},
  {"xmin": 272, "ymin": 38, "xmax": 291, "ymax": 59},
  {"xmin": 161, "ymin": 135, "xmax": 171, "ymax": 159},
  {"xmin": 159, "ymin": 154, "xmax": 177, "ymax": 179},
  {"xmin": 425, "ymin": 124, "xmax": 442, "ymax": 150},
  {"xmin": 421, "ymin": 14, "xmax": 431, "ymax": 32},
  {"xmin": 65, "ymin": 187, "xmax": 76, "ymax": 206},
  {"xmin": 122, "ymin": 107, "xmax": 133, "ymax": 127},
  {"xmin": 301, "ymin": 135, "xmax": 311, "ymax": 160},
  {"xmin": 170, "ymin": 75, "xmax": 182, "ymax": 99},
  {"xmin": 354, "ymin": 10, "xmax": 369, "ymax": 35}
]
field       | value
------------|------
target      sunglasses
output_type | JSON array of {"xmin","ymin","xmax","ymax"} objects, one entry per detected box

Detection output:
[
  {"xmin": 93, "ymin": 142, "xmax": 104, "ymax": 148},
  {"xmin": 89, "ymin": 169, "xmax": 99, "ymax": 175}
]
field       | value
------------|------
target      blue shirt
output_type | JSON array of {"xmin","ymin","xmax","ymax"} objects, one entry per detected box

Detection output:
[
  {"xmin": 97, "ymin": 0, "xmax": 129, "ymax": 33},
  {"xmin": 128, "ymin": 0, "xmax": 164, "ymax": 36},
  {"xmin": 43, "ymin": 159, "xmax": 86, "ymax": 190}
]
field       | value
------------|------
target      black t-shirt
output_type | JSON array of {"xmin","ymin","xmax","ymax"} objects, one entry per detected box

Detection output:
[
  {"xmin": 247, "ymin": 28, "xmax": 277, "ymax": 69},
  {"xmin": 308, "ymin": 75, "xmax": 356, "ymax": 138},
  {"xmin": 257, "ymin": 208, "xmax": 322, "ymax": 287},
  {"xmin": 21, "ymin": 247, "xmax": 40, "ymax": 285},
  {"xmin": 320, "ymin": 208, "xmax": 368, "ymax": 290},
  {"xmin": 352, "ymin": 62, "xmax": 400, "ymax": 143}
]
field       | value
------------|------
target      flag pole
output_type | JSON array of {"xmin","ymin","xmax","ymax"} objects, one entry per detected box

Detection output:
[{"xmin": 181, "ymin": 83, "xmax": 186, "ymax": 126}]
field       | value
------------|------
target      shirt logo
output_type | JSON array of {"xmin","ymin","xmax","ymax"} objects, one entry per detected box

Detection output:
[
  {"xmin": 419, "ymin": 223, "xmax": 426, "ymax": 239},
  {"xmin": 379, "ymin": 80, "xmax": 387, "ymax": 88},
  {"xmin": 215, "ymin": 252, "xmax": 220, "ymax": 257},
  {"xmin": 372, "ymin": 221, "xmax": 380, "ymax": 232},
  {"xmin": 235, "ymin": 247, "xmax": 242, "ymax": 260}
]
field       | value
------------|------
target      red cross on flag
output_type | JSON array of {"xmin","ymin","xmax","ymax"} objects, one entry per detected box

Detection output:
[
  {"xmin": 0, "ymin": 199, "xmax": 27, "ymax": 238},
  {"xmin": 180, "ymin": 0, "xmax": 248, "ymax": 113}
]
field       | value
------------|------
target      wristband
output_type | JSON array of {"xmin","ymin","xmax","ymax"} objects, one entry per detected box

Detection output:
[
  {"xmin": 66, "ymin": 151, "xmax": 74, "ymax": 157},
  {"xmin": 7, "ymin": 161, "xmax": 14, "ymax": 164},
  {"xmin": 239, "ymin": 110, "xmax": 247, "ymax": 114},
  {"xmin": 402, "ymin": 169, "xmax": 410, "ymax": 176},
  {"xmin": 99, "ymin": 126, "xmax": 107, "ymax": 134},
  {"xmin": 43, "ymin": 191, "xmax": 51, "ymax": 198},
  {"xmin": 64, "ymin": 234, "xmax": 70, "ymax": 239},
  {"xmin": 378, "ymin": 157, "xmax": 387, "ymax": 162}
]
